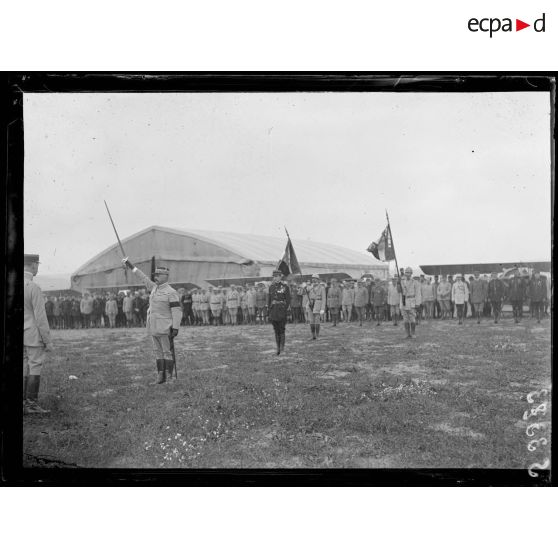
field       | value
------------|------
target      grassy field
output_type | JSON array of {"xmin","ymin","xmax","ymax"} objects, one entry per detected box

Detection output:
[{"xmin": 23, "ymin": 315, "xmax": 551, "ymax": 469}]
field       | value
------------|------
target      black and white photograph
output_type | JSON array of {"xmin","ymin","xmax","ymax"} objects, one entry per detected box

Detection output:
[{"xmin": 12, "ymin": 74, "xmax": 553, "ymax": 482}]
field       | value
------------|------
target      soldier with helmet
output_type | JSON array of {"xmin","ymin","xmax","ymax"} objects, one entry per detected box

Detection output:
[
  {"xmin": 267, "ymin": 269, "xmax": 291, "ymax": 355},
  {"xmin": 23, "ymin": 254, "xmax": 53, "ymax": 414},
  {"xmin": 123, "ymin": 257, "xmax": 182, "ymax": 384},
  {"xmin": 400, "ymin": 266, "xmax": 420, "ymax": 339}
]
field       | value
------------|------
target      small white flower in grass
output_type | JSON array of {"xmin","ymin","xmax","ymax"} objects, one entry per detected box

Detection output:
[{"xmin": 68, "ymin": 375, "xmax": 78, "ymax": 380}]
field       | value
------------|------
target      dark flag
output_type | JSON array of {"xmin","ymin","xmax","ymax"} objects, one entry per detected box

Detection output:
[
  {"xmin": 150, "ymin": 256, "xmax": 156, "ymax": 281},
  {"xmin": 277, "ymin": 237, "xmax": 302, "ymax": 276},
  {"xmin": 367, "ymin": 226, "xmax": 396, "ymax": 262}
]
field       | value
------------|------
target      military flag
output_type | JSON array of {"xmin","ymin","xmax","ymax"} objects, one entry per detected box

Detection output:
[
  {"xmin": 277, "ymin": 230, "xmax": 302, "ymax": 276},
  {"xmin": 367, "ymin": 225, "xmax": 396, "ymax": 262}
]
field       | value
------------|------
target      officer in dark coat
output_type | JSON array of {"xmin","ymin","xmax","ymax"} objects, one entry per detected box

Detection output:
[{"xmin": 267, "ymin": 269, "xmax": 291, "ymax": 355}]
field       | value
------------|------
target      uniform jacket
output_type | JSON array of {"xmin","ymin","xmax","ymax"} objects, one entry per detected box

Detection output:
[
  {"xmin": 45, "ymin": 299, "xmax": 54, "ymax": 316},
  {"xmin": 387, "ymin": 283, "xmax": 400, "ymax": 306},
  {"xmin": 133, "ymin": 267, "xmax": 182, "ymax": 334},
  {"xmin": 432, "ymin": 282, "xmax": 439, "ymax": 301},
  {"xmin": 341, "ymin": 286, "xmax": 355, "ymax": 306},
  {"xmin": 437, "ymin": 281, "xmax": 451, "ymax": 300},
  {"xmin": 255, "ymin": 290, "xmax": 267, "ymax": 308},
  {"xmin": 400, "ymin": 277, "xmax": 420, "ymax": 309},
  {"xmin": 24, "ymin": 271, "xmax": 51, "ymax": 347},
  {"xmin": 451, "ymin": 281, "xmax": 469, "ymax": 305},
  {"xmin": 72, "ymin": 300, "xmax": 81, "ymax": 317},
  {"xmin": 507, "ymin": 277, "xmax": 526, "ymax": 301},
  {"xmin": 92, "ymin": 298, "xmax": 104, "ymax": 315},
  {"xmin": 354, "ymin": 286, "xmax": 369, "ymax": 307},
  {"xmin": 105, "ymin": 300, "xmax": 118, "ymax": 315},
  {"xmin": 327, "ymin": 286, "xmax": 342, "ymax": 308},
  {"xmin": 209, "ymin": 292, "xmax": 223, "ymax": 311},
  {"xmin": 469, "ymin": 279, "xmax": 488, "ymax": 304},
  {"xmin": 267, "ymin": 281, "xmax": 291, "ymax": 321},
  {"xmin": 247, "ymin": 289, "xmax": 257, "ymax": 307},
  {"xmin": 307, "ymin": 283, "xmax": 327, "ymax": 313},
  {"xmin": 198, "ymin": 292, "xmax": 210, "ymax": 310},
  {"xmin": 80, "ymin": 297, "xmax": 94, "ymax": 314},
  {"xmin": 420, "ymin": 283, "xmax": 434, "ymax": 302},
  {"xmin": 226, "ymin": 290, "xmax": 241, "ymax": 309},
  {"xmin": 372, "ymin": 284, "xmax": 387, "ymax": 305},
  {"xmin": 122, "ymin": 296, "xmax": 134, "ymax": 312},
  {"xmin": 289, "ymin": 288, "xmax": 302, "ymax": 308},
  {"xmin": 52, "ymin": 299, "xmax": 61, "ymax": 316},
  {"xmin": 62, "ymin": 299, "xmax": 73, "ymax": 316},
  {"xmin": 529, "ymin": 277, "xmax": 547, "ymax": 302},
  {"xmin": 487, "ymin": 279, "xmax": 505, "ymax": 301}
]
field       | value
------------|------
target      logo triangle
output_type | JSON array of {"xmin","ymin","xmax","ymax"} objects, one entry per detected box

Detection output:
[{"xmin": 516, "ymin": 19, "xmax": 530, "ymax": 31}]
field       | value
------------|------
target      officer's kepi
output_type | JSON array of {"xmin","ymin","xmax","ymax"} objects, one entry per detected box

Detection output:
[
  {"xmin": 24, "ymin": 254, "xmax": 40, "ymax": 264},
  {"xmin": 272, "ymin": 269, "xmax": 283, "ymax": 277}
]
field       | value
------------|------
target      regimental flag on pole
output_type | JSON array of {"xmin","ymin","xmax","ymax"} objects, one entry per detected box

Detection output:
[
  {"xmin": 277, "ymin": 236, "xmax": 302, "ymax": 276},
  {"xmin": 367, "ymin": 226, "xmax": 396, "ymax": 262}
]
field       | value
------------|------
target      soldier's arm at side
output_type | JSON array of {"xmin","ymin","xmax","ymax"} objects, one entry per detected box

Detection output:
[
  {"xmin": 169, "ymin": 291, "xmax": 182, "ymax": 331},
  {"xmin": 32, "ymin": 284, "xmax": 52, "ymax": 346},
  {"xmin": 285, "ymin": 285, "xmax": 291, "ymax": 308}
]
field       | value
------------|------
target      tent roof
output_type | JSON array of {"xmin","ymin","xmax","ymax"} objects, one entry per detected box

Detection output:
[{"xmin": 74, "ymin": 226, "xmax": 386, "ymax": 274}]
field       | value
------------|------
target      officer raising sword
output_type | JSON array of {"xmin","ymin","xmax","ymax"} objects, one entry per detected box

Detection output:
[{"xmin": 122, "ymin": 257, "xmax": 182, "ymax": 384}]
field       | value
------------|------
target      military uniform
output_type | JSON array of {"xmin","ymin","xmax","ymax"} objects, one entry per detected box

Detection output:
[
  {"xmin": 307, "ymin": 275, "xmax": 327, "ymax": 339},
  {"xmin": 400, "ymin": 269, "xmax": 420, "ymax": 338},
  {"xmin": 487, "ymin": 276, "xmax": 505, "ymax": 323},
  {"xmin": 125, "ymin": 261, "xmax": 182, "ymax": 383},
  {"xmin": 268, "ymin": 272, "xmax": 291, "ymax": 354},
  {"xmin": 24, "ymin": 254, "xmax": 52, "ymax": 414}
]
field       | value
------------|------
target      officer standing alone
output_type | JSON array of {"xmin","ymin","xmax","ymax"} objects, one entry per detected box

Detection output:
[
  {"xmin": 400, "ymin": 267, "xmax": 420, "ymax": 339},
  {"xmin": 123, "ymin": 257, "xmax": 182, "ymax": 384},
  {"xmin": 268, "ymin": 269, "xmax": 291, "ymax": 355},
  {"xmin": 23, "ymin": 254, "xmax": 53, "ymax": 414}
]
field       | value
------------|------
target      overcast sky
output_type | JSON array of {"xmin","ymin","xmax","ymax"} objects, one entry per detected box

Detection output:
[{"xmin": 24, "ymin": 91, "xmax": 551, "ymax": 275}]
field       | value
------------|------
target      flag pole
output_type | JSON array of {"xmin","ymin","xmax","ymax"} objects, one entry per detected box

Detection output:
[{"xmin": 385, "ymin": 210, "xmax": 402, "ymax": 288}]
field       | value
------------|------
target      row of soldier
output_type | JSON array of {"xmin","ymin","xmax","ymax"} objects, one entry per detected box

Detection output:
[{"xmin": 43, "ymin": 269, "xmax": 550, "ymax": 330}]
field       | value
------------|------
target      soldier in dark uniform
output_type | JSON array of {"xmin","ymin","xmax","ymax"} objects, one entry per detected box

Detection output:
[
  {"xmin": 123, "ymin": 258, "xmax": 182, "ymax": 384},
  {"xmin": 508, "ymin": 269, "xmax": 526, "ymax": 323},
  {"xmin": 267, "ymin": 269, "xmax": 291, "ymax": 355}
]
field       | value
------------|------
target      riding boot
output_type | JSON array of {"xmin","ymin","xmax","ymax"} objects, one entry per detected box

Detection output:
[
  {"xmin": 275, "ymin": 331, "xmax": 281, "ymax": 355},
  {"xmin": 411, "ymin": 322, "xmax": 416, "ymax": 338},
  {"xmin": 24, "ymin": 375, "xmax": 50, "ymax": 414},
  {"xmin": 151, "ymin": 359, "xmax": 166, "ymax": 385},
  {"xmin": 311, "ymin": 324, "xmax": 316, "ymax": 340},
  {"xmin": 280, "ymin": 333, "xmax": 285, "ymax": 353},
  {"xmin": 316, "ymin": 324, "xmax": 320, "ymax": 338},
  {"xmin": 166, "ymin": 359, "xmax": 175, "ymax": 381},
  {"xmin": 404, "ymin": 322, "xmax": 411, "ymax": 338}
]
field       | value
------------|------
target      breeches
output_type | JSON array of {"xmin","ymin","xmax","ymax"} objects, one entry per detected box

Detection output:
[
  {"xmin": 271, "ymin": 319, "xmax": 286, "ymax": 335},
  {"xmin": 23, "ymin": 345, "xmax": 46, "ymax": 377},
  {"xmin": 309, "ymin": 312, "xmax": 322, "ymax": 325},
  {"xmin": 473, "ymin": 303, "xmax": 483, "ymax": 314},
  {"xmin": 401, "ymin": 308, "xmax": 416, "ymax": 324},
  {"xmin": 491, "ymin": 301, "xmax": 502, "ymax": 315},
  {"xmin": 151, "ymin": 334, "xmax": 172, "ymax": 360}
]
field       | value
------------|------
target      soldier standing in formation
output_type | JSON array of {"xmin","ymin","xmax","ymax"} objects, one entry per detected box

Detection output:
[
  {"xmin": 326, "ymin": 278, "xmax": 342, "ymax": 326},
  {"xmin": 24, "ymin": 254, "xmax": 53, "ymax": 414},
  {"xmin": 529, "ymin": 270, "xmax": 547, "ymax": 324},
  {"xmin": 123, "ymin": 257, "xmax": 182, "ymax": 384},
  {"xmin": 508, "ymin": 270, "xmax": 526, "ymax": 324},
  {"xmin": 267, "ymin": 269, "xmax": 291, "ymax": 355},
  {"xmin": 306, "ymin": 273, "xmax": 326, "ymax": 339},
  {"xmin": 487, "ymin": 272, "xmax": 505, "ymax": 324},
  {"xmin": 469, "ymin": 271, "xmax": 488, "ymax": 324},
  {"xmin": 400, "ymin": 267, "xmax": 420, "ymax": 339}
]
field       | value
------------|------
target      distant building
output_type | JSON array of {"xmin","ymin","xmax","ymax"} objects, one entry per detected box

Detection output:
[{"xmin": 70, "ymin": 226, "xmax": 388, "ymax": 291}]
